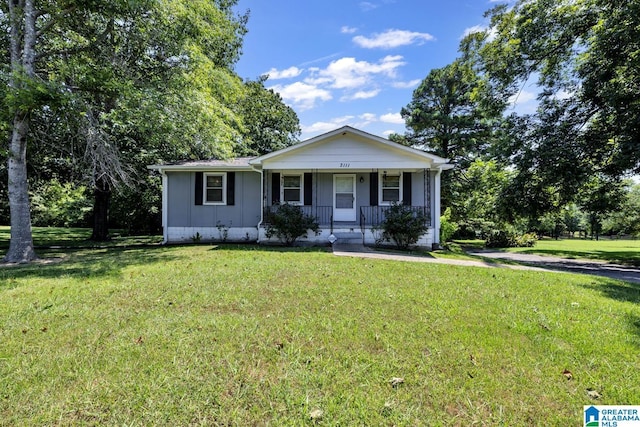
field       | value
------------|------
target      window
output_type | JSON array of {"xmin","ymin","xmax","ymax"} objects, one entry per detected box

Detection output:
[
  {"xmin": 204, "ymin": 173, "xmax": 226, "ymax": 204},
  {"xmin": 282, "ymin": 175, "xmax": 302, "ymax": 204},
  {"xmin": 381, "ymin": 174, "xmax": 401, "ymax": 204}
]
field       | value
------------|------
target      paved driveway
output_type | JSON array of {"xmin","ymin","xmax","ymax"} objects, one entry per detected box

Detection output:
[
  {"xmin": 466, "ymin": 249, "xmax": 640, "ymax": 284},
  {"xmin": 332, "ymin": 243, "xmax": 640, "ymax": 284}
]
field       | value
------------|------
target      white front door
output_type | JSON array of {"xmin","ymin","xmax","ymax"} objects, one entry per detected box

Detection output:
[{"xmin": 333, "ymin": 174, "xmax": 356, "ymax": 222}]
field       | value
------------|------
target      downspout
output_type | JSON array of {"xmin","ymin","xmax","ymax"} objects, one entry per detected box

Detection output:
[
  {"xmin": 161, "ymin": 171, "xmax": 168, "ymax": 244},
  {"xmin": 251, "ymin": 164, "xmax": 264, "ymax": 243},
  {"xmin": 433, "ymin": 168, "xmax": 442, "ymax": 247}
]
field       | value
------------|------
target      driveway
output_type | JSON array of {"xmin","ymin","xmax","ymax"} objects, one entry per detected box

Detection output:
[
  {"xmin": 466, "ymin": 249, "xmax": 640, "ymax": 284},
  {"xmin": 331, "ymin": 242, "xmax": 640, "ymax": 284}
]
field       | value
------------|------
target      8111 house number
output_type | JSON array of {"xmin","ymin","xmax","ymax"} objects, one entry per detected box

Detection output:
[{"xmin": 339, "ymin": 163, "xmax": 350, "ymax": 168}]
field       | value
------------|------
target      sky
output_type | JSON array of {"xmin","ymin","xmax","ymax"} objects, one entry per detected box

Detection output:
[{"xmin": 233, "ymin": 0, "xmax": 527, "ymax": 140}]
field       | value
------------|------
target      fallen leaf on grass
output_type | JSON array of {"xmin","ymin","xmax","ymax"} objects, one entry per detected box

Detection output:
[
  {"xmin": 586, "ymin": 389, "xmax": 601, "ymax": 399},
  {"xmin": 470, "ymin": 354, "xmax": 477, "ymax": 366},
  {"xmin": 389, "ymin": 377, "xmax": 404, "ymax": 387},
  {"xmin": 562, "ymin": 369, "xmax": 573, "ymax": 380},
  {"xmin": 135, "ymin": 336, "xmax": 144, "ymax": 344},
  {"xmin": 309, "ymin": 408, "xmax": 323, "ymax": 420}
]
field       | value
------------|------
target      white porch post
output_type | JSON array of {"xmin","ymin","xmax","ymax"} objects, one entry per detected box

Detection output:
[
  {"xmin": 161, "ymin": 172, "xmax": 168, "ymax": 244},
  {"xmin": 433, "ymin": 168, "xmax": 442, "ymax": 246}
]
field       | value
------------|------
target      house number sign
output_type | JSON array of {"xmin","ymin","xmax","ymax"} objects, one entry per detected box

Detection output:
[{"xmin": 339, "ymin": 163, "xmax": 351, "ymax": 168}]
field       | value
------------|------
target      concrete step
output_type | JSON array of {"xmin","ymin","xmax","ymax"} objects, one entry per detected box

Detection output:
[{"xmin": 332, "ymin": 232, "xmax": 363, "ymax": 245}]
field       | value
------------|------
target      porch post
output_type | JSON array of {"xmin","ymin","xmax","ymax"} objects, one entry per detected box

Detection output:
[
  {"xmin": 433, "ymin": 168, "xmax": 442, "ymax": 246},
  {"xmin": 162, "ymin": 172, "xmax": 168, "ymax": 244}
]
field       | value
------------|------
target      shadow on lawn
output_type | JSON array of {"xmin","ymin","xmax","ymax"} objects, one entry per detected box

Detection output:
[
  {"xmin": 0, "ymin": 245, "xmax": 180, "ymax": 286},
  {"xmin": 516, "ymin": 248, "xmax": 640, "ymax": 266}
]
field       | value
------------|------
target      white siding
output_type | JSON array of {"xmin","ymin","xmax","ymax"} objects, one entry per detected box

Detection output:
[{"xmin": 261, "ymin": 134, "xmax": 436, "ymax": 170}]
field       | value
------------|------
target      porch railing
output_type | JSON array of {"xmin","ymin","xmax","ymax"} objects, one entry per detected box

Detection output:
[{"xmin": 359, "ymin": 206, "xmax": 431, "ymax": 230}]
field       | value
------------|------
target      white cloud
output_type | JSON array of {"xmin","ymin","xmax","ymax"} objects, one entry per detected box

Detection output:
[
  {"xmin": 303, "ymin": 116, "xmax": 355, "ymax": 134},
  {"xmin": 380, "ymin": 112, "xmax": 404, "ymax": 124},
  {"xmin": 342, "ymin": 89, "xmax": 381, "ymax": 101},
  {"xmin": 269, "ymin": 81, "xmax": 332, "ymax": 111},
  {"xmin": 392, "ymin": 79, "xmax": 421, "ymax": 89},
  {"xmin": 359, "ymin": 1, "xmax": 379, "ymax": 11},
  {"xmin": 508, "ymin": 90, "xmax": 537, "ymax": 105},
  {"xmin": 461, "ymin": 25, "xmax": 498, "ymax": 41},
  {"xmin": 313, "ymin": 55, "xmax": 406, "ymax": 89},
  {"xmin": 462, "ymin": 25, "xmax": 487, "ymax": 38},
  {"xmin": 353, "ymin": 29, "xmax": 435, "ymax": 49},
  {"xmin": 382, "ymin": 129, "xmax": 397, "ymax": 137},
  {"xmin": 341, "ymin": 26, "xmax": 358, "ymax": 34},
  {"xmin": 265, "ymin": 66, "xmax": 303, "ymax": 80}
]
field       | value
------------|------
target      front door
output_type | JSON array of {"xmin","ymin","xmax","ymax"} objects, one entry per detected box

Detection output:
[{"xmin": 333, "ymin": 174, "xmax": 356, "ymax": 222}]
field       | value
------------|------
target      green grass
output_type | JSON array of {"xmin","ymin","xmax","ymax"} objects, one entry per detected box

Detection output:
[
  {"xmin": 0, "ymin": 226, "xmax": 163, "ymax": 249},
  {"xmin": 1, "ymin": 242, "xmax": 639, "ymax": 425}
]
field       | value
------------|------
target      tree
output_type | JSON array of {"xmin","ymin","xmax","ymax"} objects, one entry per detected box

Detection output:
[
  {"xmin": 481, "ymin": 0, "xmax": 640, "ymax": 187},
  {"xmin": 1, "ymin": 0, "xmax": 252, "ymax": 257},
  {"xmin": 602, "ymin": 183, "xmax": 640, "ymax": 237},
  {"xmin": 577, "ymin": 174, "xmax": 626, "ymax": 240},
  {"xmin": 399, "ymin": 33, "xmax": 506, "ymax": 211},
  {"xmin": 236, "ymin": 77, "xmax": 301, "ymax": 156}
]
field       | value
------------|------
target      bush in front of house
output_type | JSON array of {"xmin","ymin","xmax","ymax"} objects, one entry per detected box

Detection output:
[
  {"xmin": 379, "ymin": 203, "xmax": 429, "ymax": 250},
  {"xmin": 264, "ymin": 203, "xmax": 320, "ymax": 246}
]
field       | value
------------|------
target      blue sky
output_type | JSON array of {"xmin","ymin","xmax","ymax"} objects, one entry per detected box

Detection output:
[{"xmin": 233, "ymin": 0, "xmax": 524, "ymax": 139}]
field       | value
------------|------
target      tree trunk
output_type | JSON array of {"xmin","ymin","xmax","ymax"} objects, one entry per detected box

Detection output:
[
  {"xmin": 4, "ymin": 0, "xmax": 38, "ymax": 263},
  {"xmin": 4, "ymin": 114, "xmax": 37, "ymax": 263},
  {"xmin": 91, "ymin": 177, "xmax": 111, "ymax": 241}
]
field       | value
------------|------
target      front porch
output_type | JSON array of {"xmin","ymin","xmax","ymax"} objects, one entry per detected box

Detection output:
[{"xmin": 261, "ymin": 204, "xmax": 434, "ymax": 246}]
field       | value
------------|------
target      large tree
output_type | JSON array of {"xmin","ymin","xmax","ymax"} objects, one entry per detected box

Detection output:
[
  {"xmin": 1, "ymin": 0, "xmax": 252, "ymax": 258},
  {"xmin": 399, "ymin": 33, "xmax": 506, "ymax": 212},
  {"xmin": 482, "ymin": 0, "xmax": 640, "ymax": 185}
]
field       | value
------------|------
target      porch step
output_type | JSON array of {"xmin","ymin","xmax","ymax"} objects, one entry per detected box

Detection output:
[{"xmin": 333, "ymin": 232, "xmax": 363, "ymax": 245}]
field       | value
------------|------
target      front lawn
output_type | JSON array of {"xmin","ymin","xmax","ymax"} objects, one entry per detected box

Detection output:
[{"xmin": 1, "ymin": 244, "xmax": 639, "ymax": 425}]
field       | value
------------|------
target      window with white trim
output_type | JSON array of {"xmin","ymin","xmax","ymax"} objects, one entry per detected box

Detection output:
[
  {"xmin": 282, "ymin": 174, "xmax": 302, "ymax": 204},
  {"xmin": 204, "ymin": 173, "xmax": 226, "ymax": 205},
  {"xmin": 380, "ymin": 174, "xmax": 401, "ymax": 204}
]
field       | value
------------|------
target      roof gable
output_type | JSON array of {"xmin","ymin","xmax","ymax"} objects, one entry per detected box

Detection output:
[{"xmin": 250, "ymin": 126, "xmax": 452, "ymax": 170}]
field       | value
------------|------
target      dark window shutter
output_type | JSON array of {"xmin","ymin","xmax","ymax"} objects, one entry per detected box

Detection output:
[
  {"xmin": 370, "ymin": 172, "xmax": 378, "ymax": 206},
  {"xmin": 271, "ymin": 172, "xmax": 280, "ymax": 204},
  {"xmin": 226, "ymin": 172, "xmax": 235, "ymax": 206},
  {"xmin": 304, "ymin": 173, "xmax": 312, "ymax": 205},
  {"xmin": 195, "ymin": 172, "xmax": 203, "ymax": 205},
  {"xmin": 403, "ymin": 172, "xmax": 412, "ymax": 206}
]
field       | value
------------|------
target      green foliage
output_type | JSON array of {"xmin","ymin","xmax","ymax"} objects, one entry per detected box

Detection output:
[
  {"xmin": 236, "ymin": 77, "xmax": 301, "ymax": 156},
  {"xmin": 379, "ymin": 203, "xmax": 429, "ymax": 250},
  {"xmin": 439, "ymin": 207, "xmax": 458, "ymax": 243},
  {"xmin": 30, "ymin": 180, "xmax": 92, "ymax": 228},
  {"xmin": 485, "ymin": 229, "xmax": 537, "ymax": 248},
  {"xmin": 602, "ymin": 183, "xmax": 640, "ymax": 237},
  {"xmin": 264, "ymin": 204, "xmax": 320, "ymax": 246}
]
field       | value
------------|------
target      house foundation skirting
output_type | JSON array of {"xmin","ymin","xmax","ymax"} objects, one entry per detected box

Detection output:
[
  {"xmin": 166, "ymin": 226, "xmax": 258, "ymax": 243},
  {"xmin": 258, "ymin": 226, "xmax": 436, "ymax": 248},
  {"xmin": 166, "ymin": 226, "xmax": 435, "ymax": 247}
]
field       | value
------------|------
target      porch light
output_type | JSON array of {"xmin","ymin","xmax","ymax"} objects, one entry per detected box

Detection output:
[{"xmin": 359, "ymin": 176, "xmax": 364, "ymax": 183}]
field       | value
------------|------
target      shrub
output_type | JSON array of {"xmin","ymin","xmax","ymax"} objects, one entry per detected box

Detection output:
[
  {"xmin": 30, "ymin": 180, "xmax": 92, "ymax": 227},
  {"xmin": 264, "ymin": 203, "xmax": 320, "ymax": 246},
  {"xmin": 440, "ymin": 207, "xmax": 458, "ymax": 243},
  {"xmin": 379, "ymin": 203, "xmax": 429, "ymax": 250},
  {"xmin": 485, "ymin": 229, "xmax": 517, "ymax": 248},
  {"xmin": 485, "ymin": 229, "xmax": 538, "ymax": 248}
]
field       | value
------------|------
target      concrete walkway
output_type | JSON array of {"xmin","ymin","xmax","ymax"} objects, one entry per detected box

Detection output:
[
  {"xmin": 332, "ymin": 242, "xmax": 640, "ymax": 284},
  {"xmin": 331, "ymin": 242, "xmax": 548, "ymax": 271}
]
